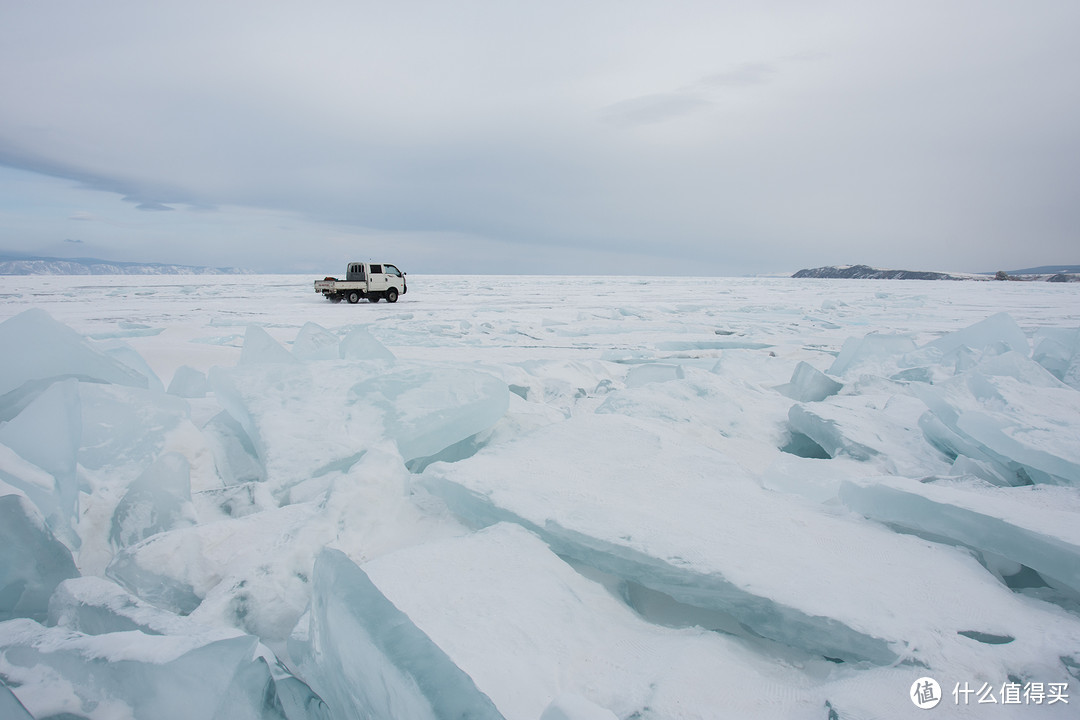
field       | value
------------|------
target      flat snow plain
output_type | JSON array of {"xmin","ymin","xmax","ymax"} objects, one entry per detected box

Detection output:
[{"xmin": 1, "ymin": 274, "xmax": 1079, "ymax": 719}]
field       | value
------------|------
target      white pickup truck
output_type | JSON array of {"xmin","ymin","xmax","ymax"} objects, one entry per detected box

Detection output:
[{"xmin": 314, "ymin": 262, "xmax": 408, "ymax": 303}]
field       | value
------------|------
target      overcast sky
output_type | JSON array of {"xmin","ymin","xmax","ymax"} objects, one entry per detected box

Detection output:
[{"xmin": 1, "ymin": 1, "xmax": 1077, "ymax": 275}]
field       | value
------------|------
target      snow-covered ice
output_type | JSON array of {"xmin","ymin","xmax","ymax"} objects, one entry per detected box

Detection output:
[{"xmin": 1, "ymin": 273, "xmax": 1079, "ymax": 719}]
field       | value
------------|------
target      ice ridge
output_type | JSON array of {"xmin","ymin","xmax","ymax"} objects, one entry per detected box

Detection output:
[{"xmin": 297, "ymin": 547, "xmax": 505, "ymax": 720}]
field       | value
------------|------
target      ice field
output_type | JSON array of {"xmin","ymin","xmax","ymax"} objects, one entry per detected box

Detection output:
[{"xmin": 1, "ymin": 273, "xmax": 1079, "ymax": 719}]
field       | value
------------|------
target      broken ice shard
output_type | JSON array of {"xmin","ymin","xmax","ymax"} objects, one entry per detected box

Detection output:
[
  {"xmin": 48, "ymin": 575, "xmax": 209, "ymax": 636},
  {"xmin": 914, "ymin": 353, "xmax": 1080, "ymax": 486},
  {"xmin": 167, "ymin": 365, "xmax": 209, "ymax": 398},
  {"xmin": 297, "ymin": 547, "xmax": 504, "ymax": 720},
  {"xmin": 345, "ymin": 523, "xmax": 840, "ymax": 718},
  {"xmin": 0, "ymin": 494, "xmax": 79, "ymax": 622},
  {"xmin": 349, "ymin": 367, "xmax": 510, "ymax": 464},
  {"xmin": 77, "ymin": 382, "xmax": 194, "ymax": 478},
  {"xmin": 924, "ymin": 311, "xmax": 1029, "ymax": 358},
  {"xmin": 0, "ymin": 308, "xmax": 148, "ymax": 404},
  {"xmin": 210, "ymin": 362, "xmax": 507, "ymax": 494},
  {"xmin": 45, "ymin": 574, "xmax": 332, "ymax": 720},
  {"xmin": 0, "ymin": 378, "xmax": 81, "ymax": 541},
  {"xmin": 774, "ymin": 361, "xmax": 842, "ymax": 402},
  {"xmin": 339, "ymin": 325, "xmax": 396, "ymax": 361},
  {"xmin": 99, "ymin": 340, "xmax": 165, "ymax": 392},
  {"xmin": 110, "ymin": 452, "xmax": 196, "ymax": 549},
  {"xmin": 827, "ymin": 332, "xmax": 916, "ymax": 377},
  {"xmin": 786, "ymin": 394, "xmax": 950, "ymax": 476},
  {"xmin": 0, "ymin": 619, "xmax": 328, "ymax": 719},
  {"xmin": 839, "ymin": 476, "xmax": 1080, "ymax": 595},
  {"xmin": 0, "ymin": 680, "xmax": 32, "ymax": 720},
  {"xmin": 240, "ymin": 324, "xmax": 296, "ymax": 365},
  {"xmin": 1032, "ymin": 327, "xmax": 1080, "ymax": 390},
  {"xmin": 291, "ymin": 322, "xmax": 340, "ymax": 361},
  {"xmin": 421, "ymin": 413, "xmax": 1080, "ymax": 670},
  {"xmin": 202, "ymin": 410, "xmax": 266, "ymax": 486}
]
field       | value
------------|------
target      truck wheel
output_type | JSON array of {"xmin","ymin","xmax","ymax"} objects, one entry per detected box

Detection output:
[
  {"xmin": 368, "ymin": 294, "xmax": 381, "ymax": 303},
  {"xmin": 386, "ymin": 288, "xmax": 399, "ymax": 303},
  {"xmin": 347, "ymin": 291, "xmax": 361, "ymax": 304}
]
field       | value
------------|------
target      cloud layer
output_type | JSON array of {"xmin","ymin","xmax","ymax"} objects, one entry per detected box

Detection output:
[{"xmin": 1, "ymin": 1, "xmax": 1077, "ymax": 274}]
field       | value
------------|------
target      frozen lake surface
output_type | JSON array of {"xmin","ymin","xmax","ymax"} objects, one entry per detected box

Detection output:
[{"xmin": 1, "ymin": 274, "xmax": 1079, "ymax": 719}]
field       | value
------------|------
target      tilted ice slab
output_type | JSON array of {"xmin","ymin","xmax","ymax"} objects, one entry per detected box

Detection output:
[
  {"xmin": 109, "ymin": 452, "xmax": 196, "ymax": 549},
  {"xmin": 349, "ymin": 365, "xmax": 509, "ymax": 466},
  {"xmin": 0, "ymin": 379, "xmax": 81, "ymax": 543},
  {"xmin": 49, "ymin": 575, "xmax": 238, "ymax": 638},
  {"xmin": 421, "ymin": 413, "xmax": 1080, "ymax": 672},
  {"xmin": 97, "ymin": 339, "xmax": 166, "ymax": 393},
  {"xmin": 787, "ymin": 393, "xmax": 953, "ymax": 476},
  {"xmin": 825, "ymin": 312, "xmax": 1030, "ymax": 383},
  {"xmin": 167, "ymin": 365, "xmax": 209, "ymax": 398},
  {"xmin": 0, "ymin": 309, "xmax": 148, "ymax": 409},
  {"xmin": 43, "ymin": 574, "xmax": 328, "ymax": 720},
  {"xmin": 108, "ymin": 447, "xmax": 461, "ymax": 644},
  {"xmin": 839, "ymin": 476, "xmax": 1080, "ymax": 594},
  {"xmin": 211, "ymin": 360, "xmax": 508, "ymax": 497},
  {"xmin": 291, "ymin": 322, "xmax": 341, "ymax": 362},
  {"xmin": 1033, "ymin": 327, "xmax": 1080, "ymax": 389},
  {"xmin": 107, "ymin": 500, "xmax": 321, "ymax": 620},
  {"xmin": 240, "ymin": 324, "xmax": 297, "ymax": 365},
  {"xmin": 923, "ymin": 311, "xmax": 1030, "ymax": 358},
  {"xmin": 209, "ymin": 361, "xmax": 390, "ymax": 496},
  {"xmin": 0, "ymin": 618, "xmax": 328, "ymax": 720},
  {"xmin": 773, "ymin": 361, "xmax": 842, "ymax": 402},
  {"xmin": 75, "ymin": 382, "xmax": 217, "ymax": 575},
  {"xmin": 202, "ymin": 410, "xmax": 267, "ymax": 487},
  {"xmin": 915, "ymin": 352, "xmax": 1080, "ymax": 486},
  {"xmin": 339, "ymin": 325, "xmax": 396, "ymax": 362},
  {"xmin": 0, "ymin": 494, "xmax": 79, "ymax": 623},
  {"xmin": 295, "ymin": 547, "xmax": 505, "ymax": 720},
  {"xmin": 827, "ymin": 332, "xmax": 917, "ymax": 378},
  {"xmin": 301, "ymin": 524, "xmax": 847, "ymax": 719}
]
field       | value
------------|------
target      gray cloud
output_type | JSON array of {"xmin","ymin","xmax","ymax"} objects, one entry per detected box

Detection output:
[
  {"xmin": 133, "ymin": 201, "xmax": 175, "ymax": 212},
  {"xmin": 600, "ymin": 93, "xmax": 713, "ymax": 127},
  {"xmin": 0, "ymin": 0, "xmax": 1078, "ymax": 275},
  {"xmin": 701, "ymin": 62, "xmax": 777, "ymax": 87}
]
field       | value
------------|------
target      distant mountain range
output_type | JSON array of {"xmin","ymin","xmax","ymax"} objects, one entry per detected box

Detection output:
[
  {"xmin": 792, "ymin": 264, "xmax": 1080, "ymax": 282},
  {"xmin": 0, "ymin": 253, "xmax": 249, "ymax": 275},
  {"xmin": 792, "ymin": 265, "xmax": 957, "ymax": 280}
]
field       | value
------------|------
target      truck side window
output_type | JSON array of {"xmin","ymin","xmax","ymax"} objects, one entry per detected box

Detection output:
[
  {"xmin": 385, "ymin": 265, "xmax": 400, "ymax": 276},
  {"xmin": 369, "ymin": 264, "xmax": 383, "ymax": 274}
]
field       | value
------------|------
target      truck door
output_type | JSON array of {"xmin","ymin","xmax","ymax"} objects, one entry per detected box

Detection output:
[{"xmin": 367, "ymin": 264, "xmax": 388, "ymax": 293}]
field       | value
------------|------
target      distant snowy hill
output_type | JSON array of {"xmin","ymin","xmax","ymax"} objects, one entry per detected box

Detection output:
[
  {"xmin": 794, "ymin": 264, "xmax": 1079, "ymax": 282},
  {"xmin": 0, "ymin": 253, "xmax": 249, "ymax": 275},
  {"xmin": 791, "ymin": 265, "xmax": 959, "ymax": 280}
]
